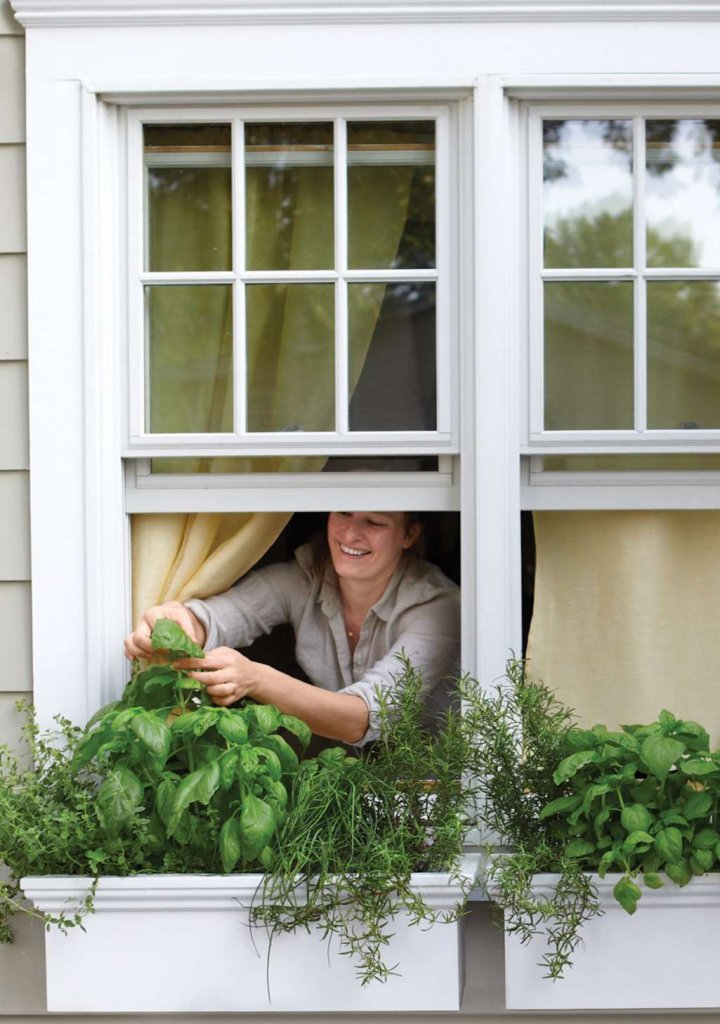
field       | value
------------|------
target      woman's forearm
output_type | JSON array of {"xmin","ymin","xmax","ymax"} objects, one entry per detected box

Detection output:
[{"xmin": 250, "ymin": 662, "xmax": 369, "ymax": 744}]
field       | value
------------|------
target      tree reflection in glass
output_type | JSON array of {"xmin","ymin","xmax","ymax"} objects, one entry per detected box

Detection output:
[{"xmin": 543, "ymin": 119, "xmax": 633, "ymax": 269}]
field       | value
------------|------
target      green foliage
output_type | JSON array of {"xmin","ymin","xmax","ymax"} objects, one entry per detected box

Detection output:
[
  {"xmin": 252, "ymin": 657, "xmax": 483, "ymax": 986},
  {"xmin": 474, "ymin": 664, "xmax": 720, "ymax": 979},
  {"xmin": 0, "ymin": 619, "xmax": 310, "ymax": 941},
  {"xmin": 0, "ymin": 633, "xmax": 480, "ymax": 988}
]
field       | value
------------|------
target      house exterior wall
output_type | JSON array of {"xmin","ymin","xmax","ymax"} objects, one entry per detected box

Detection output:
[
  {"xmin": 0, "ymin": 1, "xmax": 47, "ymax": 1015},
  {"xmin": 4, "ymin": 2, "xmax": 720, "ymax": 1021},
  {"xmin": 0, "ymin": 0, "xmax": 31, "ymax": 732}
]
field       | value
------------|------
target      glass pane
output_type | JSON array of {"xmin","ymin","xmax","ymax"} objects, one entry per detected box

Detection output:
[
  {"xmin": 544, "ymin": 281, "xmax": 633, "ymax": 430},
  {"xmin": 542, "ymin": 455, "xmax": 720, "ymax": 471},
  {"xmin": 543, "ymin": 119, "xmax": 633, "ymax": 269},
  {"xmin": 149, "ymin": 456, "xmax": 440, "ymax": 474},
  {"xmin": 245, "ymin": 123, "xmax": 334, "ymax": 271},
  {"xmin": 648, "ymin": 280, "xmax": 720, "ymax": 429},
  {"xmin": 348, "ymin": 121, "xmax": 435, "ymax": 270},
  {"xmin": 349, "ymin": 282, "xmax": 436, "ymax": 430},
  {"xmin": 144, "ymin": 124, "xmax": 231, "ymax": 272},
  {"xmin": 146, "ymin": 285, "xmax": 233, "ymax": 434},
  {"xmin": 246, "ymin": 284, "xmax": 335, "ymax": 432},
  {"xmin": 646, "ymin": 120, "xmax": 720, "ymax": 268}
]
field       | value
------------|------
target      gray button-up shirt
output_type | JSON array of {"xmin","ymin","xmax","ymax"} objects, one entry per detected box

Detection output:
[{"xmin": 186, "ymin": 543, "xmax": 461, "ymax": 745}]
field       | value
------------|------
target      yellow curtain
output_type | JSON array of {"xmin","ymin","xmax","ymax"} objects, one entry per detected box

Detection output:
[
  {"xmin": 526, "ymin": 511, "xmax": 720, "ymax": 744},
  {"xmin": 132, "ymin": 164, "xmax": 412, "ymax": 620}
]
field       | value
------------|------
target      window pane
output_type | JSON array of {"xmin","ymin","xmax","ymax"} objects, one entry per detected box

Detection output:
[
  {"xmin": 544, "ymin": 281, "xmax": 633, "ymax": 429},
  {"xmin": 246, "ymin": 284, "xmax": 335, "ymax": 432},
  {"xmin": 148, "ymin": 456, "xmax": 440, "ymax": 474},
  {"xmin": 541, "ymin": 455, "xmax": 720, "ymax": 471},
  {"xmin": 245, "ymin": 123, "xmax": 334, "ymax": 271},
  {"xmin": 646, "ymin": 120, "xmax": 720, "ymax": 269},
  {"xmin": 144, "ymin": 124, "xmax": 231, "ymax": 272},
  {"xmin": 543, "ymin": 119, "xmax": 633, "ymax": 269},
  {"xmin": 349, "ymin": 282, "xmax": 436, "ymax": 430},
  {"xmin": 146, "ymin": 285, "xmax": 233, "ymax": 433},
  {"xmin": 348, "ymin": 121, "xmax": 435, "ymax": 270},
  {"xmin": 648, "ymin": 280, "xmax": 720, "ymax": 429}
]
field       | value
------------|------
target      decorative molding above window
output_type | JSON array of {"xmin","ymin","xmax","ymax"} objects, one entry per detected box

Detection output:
[{"xmin": 10, "ymin": 0, "xmax": 720, "ymax": 28}]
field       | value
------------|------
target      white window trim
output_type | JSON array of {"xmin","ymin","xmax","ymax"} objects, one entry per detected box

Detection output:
[
  {"xmin": 26, "ymin": 77, "xmax": 519, "ymax": 733},
  {"xmin": 12, "ymin": 1, "xmax": 720, "ymax": 28},
  {"xmin": 26, "ymin": 64, "xmax": 720, "ymax": 734}
]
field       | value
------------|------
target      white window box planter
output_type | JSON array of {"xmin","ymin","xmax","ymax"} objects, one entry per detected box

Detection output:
[
  {"xmin": 504, "ymin": 871, "xmax": 720, "ymax": 1010},
  {"xmin": 22, "ymin": 853, "xmax": 479, "ymax": 1013}
]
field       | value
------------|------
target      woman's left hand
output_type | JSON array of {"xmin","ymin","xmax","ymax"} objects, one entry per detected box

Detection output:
[{"xmin": 176, "ymin": 646, "xmax": 259, "ymax": 707}]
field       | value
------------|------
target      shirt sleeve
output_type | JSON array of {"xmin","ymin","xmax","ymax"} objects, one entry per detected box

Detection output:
[
  {"xmin": 185, "ymin": 561, "xmax": 303, "ymax": 651},
  {"xmin": 339, "ymin": 588, "xmax": 461, "ymax": 746}
]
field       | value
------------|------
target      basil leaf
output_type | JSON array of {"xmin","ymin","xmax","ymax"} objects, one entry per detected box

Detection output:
[
  {"xmin": 245, "ymin": 704, "xmax": 281, "ymax": 737},
  {"xmin": 654, "ymin": 826, "xmax": 684, "ymax": 865},
  {"xmin": 151, "ymin": 618, "xmax": 205, "ymax": 660},
  {"xmin": 539, "ymin": 795, "xmax": 582, "ymax": 819},
  {"xmin": 683, "ymin": 790, "xmax": 713, "ymax": 820},
  {"xmin": 167, "ymin": 762, "xmax": 220, "ymax": 835},
  {"xmin": 255, "ymin": 734, "xmax": 299, "ymax": 776},
  {"xmin": 130, "ymin": 711, "xmax": 171, "ymax": 760},
  {"xmin": 552, "ymin": 750, "xmax": 601, "ymax": 785},
  {"xmin": 97, "ymin": 767, "xmax": 144, "ymax": 832},
  {"xmin": 239, "ymin": 794, "xmax": 276, "ymax": 858},
  {"xmin": 620, "ymin": 804, "xmax": 652, "ymax": 834},
  {"xmin": 216, "ymin": 711, "xmax": 249, "ymax": 745},
  {"xmin": 280, "ymin": 714, "xmax": 312, "ymax": 750},
  {"xmin": 613, "ymin": 876, "xmax": 642, "ymax": 915},
  {"xmin": 219, "ymin": 817, "xmax": 243, "ymax": 873},
  {"xmin": 640, "ymin": 735, "xmax": 685, "ymax": 778}
]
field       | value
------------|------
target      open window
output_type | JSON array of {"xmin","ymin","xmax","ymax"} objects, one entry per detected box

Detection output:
[
  {"xmin": 521, "ymin": 105, "xmax": 720, "ymax": 744},
  {"xmin": 122, "ymin": 103, "xmax": 461, "ymax": 659}
]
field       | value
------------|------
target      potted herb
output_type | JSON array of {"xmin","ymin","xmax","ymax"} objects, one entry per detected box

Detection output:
[
  {"xmin": 0, "ymin": 622, "xmax": 479, "ymax": 1013},
  {"xmin": 473, "ymin": 661, "xmax": 720, "ymax": 1010}
]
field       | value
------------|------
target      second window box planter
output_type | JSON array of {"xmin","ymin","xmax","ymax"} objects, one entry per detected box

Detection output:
[{"xmin": 503, "ymin": 871, "xmax": 720, "ymax": 1010}]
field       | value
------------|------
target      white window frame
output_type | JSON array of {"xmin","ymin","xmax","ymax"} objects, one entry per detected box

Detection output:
[
  {"xmin": 25, "ymin": 78, "xmax": 522, "ymax": 737},
  {"xmin": 525, "ymin": 102, "xmax": 720, "ymax": 454},
  {"xmin": 519, "ymin": 96, "xmax": 720, "ymax": 510},
  {"xmin": 125, "ymin": 103, "xmax": 456, "ymax": 457}
]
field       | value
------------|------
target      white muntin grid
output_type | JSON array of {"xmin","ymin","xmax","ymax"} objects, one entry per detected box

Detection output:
[
  {"xmin": 125, "ymin": 103, "xmax": 456, "ymax": 460},
  {"xmin": 526, "ymin": 104, "xmax": 720, "ymax": 455}
]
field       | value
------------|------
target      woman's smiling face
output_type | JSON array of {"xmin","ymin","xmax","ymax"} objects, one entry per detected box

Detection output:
[{"xmin": 326, "ymin": 511, "xmax": 420, "ymax": 587}]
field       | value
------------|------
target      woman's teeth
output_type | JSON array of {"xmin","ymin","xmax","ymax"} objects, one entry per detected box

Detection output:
[{"xmin": 340, "ymin": 544, "xmax": 369, "ymax": 557}]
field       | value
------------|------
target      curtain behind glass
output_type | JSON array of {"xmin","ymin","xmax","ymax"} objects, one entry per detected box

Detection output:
[
  {"xmin": 132, "ymin": 162, "xmax": 412, "ymax": 619},
  {"xmin": 527, "ymin": 511, "xmax": 720, "ymax": 745}
]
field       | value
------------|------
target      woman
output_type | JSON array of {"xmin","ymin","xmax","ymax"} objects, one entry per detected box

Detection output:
[{"xmin": 124, "ymin": 512, "xmax": 460, "ymax": 746}]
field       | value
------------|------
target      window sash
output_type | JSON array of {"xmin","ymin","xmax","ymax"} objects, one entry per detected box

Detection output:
[
  {"xmin": 527, "ymin": 103, "xmax": 720, "ymax": 450},
  {"xmin": 126, "ymin": 104, "xmax": 455, "ymax": 452}
]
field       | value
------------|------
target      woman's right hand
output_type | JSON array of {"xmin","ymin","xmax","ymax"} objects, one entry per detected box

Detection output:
[{"xmin": 123, "ymin": 600, "xmax": 206, "ymax": 660}]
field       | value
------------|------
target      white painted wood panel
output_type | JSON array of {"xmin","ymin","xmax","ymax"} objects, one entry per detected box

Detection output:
[
  {"xmin": 0, "ymin": 472, "xmax": 30, "ymax": 579},
  {"xmin": 0, "ymin": 145, "xmax": 26, "ymax": 252},
  {"xmin": 0, "ymin": 0, "xmax": 21, "ymax": 33},
  {"xmin": 0, "ymin": 37, "xmax": 24, "ymax": 142},
  {"xmin": 0, "ymin": 256, "xmax": 27, "ymax": 357},
  {"xmin": 0, "ymin": 583, "xmax": 31, "ymax": 688},
  {"xmin": 0, "ymin": 362, "xmax": 28, "ymax": 469}
]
